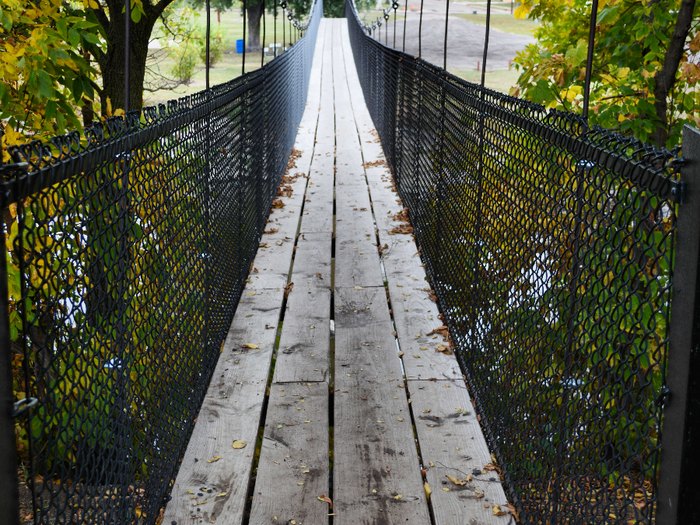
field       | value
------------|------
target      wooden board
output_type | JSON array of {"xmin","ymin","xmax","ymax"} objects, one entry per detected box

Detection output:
[
  {"xmin": 407, "ymin": 380, "xmax": 510, "ymax": 525},
  {"xmin": 333, "ymin": 286, "xmax": 431, "ymax": 524},
  {"xmin": 163, "ymin": 289, "xmax": 284, "ymax": 525},
  {"xmin": 249, "ymin": 382, "xmax": 330, "ymax": 524},
  {"xmin": 334, "ymin": 238, "xmax": 384, "ymax": 289}
]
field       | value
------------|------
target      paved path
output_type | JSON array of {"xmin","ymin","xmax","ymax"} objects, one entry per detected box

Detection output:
[
  {"xmin": 367, "ymin": 0, "xmax": 533, "ymax": 72},
  {"xmin": 164, "ymin": 18, "xmax": 509, "ymax": 525}
]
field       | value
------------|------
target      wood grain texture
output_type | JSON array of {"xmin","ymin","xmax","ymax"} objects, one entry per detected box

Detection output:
[
  {"xmin": 408, "ymin": 380, "xmax": 510, "ymax": 525},
  {"xmin": 249, "ymin": 382, "xmax": 330, "ymax": 524},
  {"xmin": 334, "ymin": 286, "xmax": 431, "ymax": 524},
  {"xmin": 273, "ymin": 232, "xmax": 331, "ymax": 383},
  {"xmin": 162, "ymin": 289, "xmax": 283, "ymax": 525}
]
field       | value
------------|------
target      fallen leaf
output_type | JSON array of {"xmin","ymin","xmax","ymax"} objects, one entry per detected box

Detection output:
[
  {"xmin": 232, "ymin": 440, "xmax": 247, "ymax": 449},
  {"xmin": 207, "ymin": 455, "xmax": 222, "ymax": 463},
  {"xmin": 271, "ymin": 199, "xmax": 285, "ymax": 209},
  {"xmin": 446, "ymin": 474, "xmax": 468, "ymax": 486},
  {"xmin": 424, "ymin": 482, "xmax": 432, "ymax": 499},
  {"xmin": 241, "ymin": 343, "xmax": 259, "ymax": 349},
  {"xmin": 284, "ymin": 282, "xmax": 295, "ymax": 298},
  {"xmin": 217, "ymin": 492, "xmax": 227, "ymax": 498},
  {"xmin": 393, "ymin": 494, "xmax": 403, "ymax": 500},
  {"xmin": 317, "ymin": 495, "xmax": 333, "ymax": 508},
  {"xmin": 492, "ymin": 504, "xmax": 507, "ymax": 516}
]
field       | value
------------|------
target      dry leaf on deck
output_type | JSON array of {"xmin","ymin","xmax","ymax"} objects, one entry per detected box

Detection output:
[{"xmin": 232, "ymin": 440, "xmax": 247, "ymax": 449}]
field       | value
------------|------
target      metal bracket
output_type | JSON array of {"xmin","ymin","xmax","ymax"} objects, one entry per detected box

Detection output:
[{"xmin": 12, "ymin": 397, "xmax": 38, "ymax": 418}]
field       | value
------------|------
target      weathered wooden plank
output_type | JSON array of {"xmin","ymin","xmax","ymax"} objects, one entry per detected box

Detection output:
[
  {"xmin": 274, "ymin": 235, "xmax": 332, "ymax": 383},
  {"xmin": 408, "ymin": 380, "xmax": 511, "ymax": 525},
  {"xmin": 334, "ymin": 286, "xmax": 431, "ymax": 524},
  {"xmin": 334, "ymin": 238, "xmax": 383, "ymax": 289},
  {"xmin": 163, "ymin": 289, "xmax": 283, "ymax": 525},
  {"xmin": 249, "ymin": 382, "xmax": 330, "ymax": 524},
  {"xmin": 301, "ymin": 162, "xmax": 334, "ymax": 234}
]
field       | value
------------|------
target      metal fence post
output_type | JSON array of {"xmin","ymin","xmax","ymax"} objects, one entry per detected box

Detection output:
[
  {"xmin": 657, "ymin": 125, "xmax": 700, "ymax": 524},
  {"xmin": 0, "ymin": 179, "xmax": 19, "ymax": 525}
]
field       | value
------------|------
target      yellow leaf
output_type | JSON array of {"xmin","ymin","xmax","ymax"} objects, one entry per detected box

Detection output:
[
  {"xmin": 232, "ymin": 439, "xmax": 247, "ymax": 449},
  {"xmin": 424, "ymin": 482, "xmax": 432, "ymax": 500},
  {"xmin": 446, "ymin": 474, "xmax": 468, "ymax": 486},
  {"xmin": 317, "ymin": 494, "xmax": 333, "ymax": 507},
  {"xmin": 514, "ymin": 4, "xmax": 530, "ymax": 19},
  {"xmin": 393, "ymin": 494, "xmax": 403, "ymax": 500},
  {"xmin": 241, "ymin": 343, "xmax": 259, "ymax": 349},
  {"xmin": 492, "ymin": 504, "xmax": 508, "ymax": 516},
  {"xmin": 207, "ymin": 455, "xmax": 222, "ymax": 463}
]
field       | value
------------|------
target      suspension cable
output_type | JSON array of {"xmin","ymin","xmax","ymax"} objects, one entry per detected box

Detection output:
[
  {"xmin": 402, "ymin": 0, "xmax": 408, "ymax": 52},
  {"xmin": 282, "ymin": 1, "xmax": 286, "ymax": 52},
  {"xmin": 242, "ymin": 0, "xmax": 247, "ymax": 74},
  {"xmin": 206, "ymin": 0, "xmax": 211, "ymax": 89},
  {"xmin": 418, "ymin": 0, "xmax": 424, "ymax": 58},
  {"xmin": 124, "ymin": 0, "xmax": 130, "ymax": 111},
  {"xmin": 582, "ymin": 0, "xmax": 599, "ymax": 123},
  {"xmin": 480, "ymin": 0, "xmax": 491, "ymax": 88},
  {"xmin": 261, "ymin": 1, "xmax": 266, "ymax": 67},
  {"xmin": 443, "ymin": 0, "xmax": 449, "ymax": 70},
  {"xmin": 392, "ymin": 2, "xmax": 398, "ymax": 48}
]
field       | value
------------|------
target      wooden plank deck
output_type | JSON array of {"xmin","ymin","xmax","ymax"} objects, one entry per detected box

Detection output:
[{"xmin": 164, "ymin": 19, "xmax": 510, "ymax": 525}]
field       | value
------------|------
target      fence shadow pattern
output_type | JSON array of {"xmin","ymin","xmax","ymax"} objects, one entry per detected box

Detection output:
[
  {"xmin": 0, "ymin": 2, "xmax": 320, "ymax": 522},
  {"xmin": 347, "ymin": 3, "xmax": 686, "ymax": 523}
]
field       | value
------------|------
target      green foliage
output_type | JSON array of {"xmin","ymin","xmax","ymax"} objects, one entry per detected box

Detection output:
[
  {"xmin": 512, "ymin": 0, "xmax": 700, "ymax": 147},
  {"xmin": 0, "ymin": 0, "xmax": 100, "ymax": 148},
  {"xmin": 199, "ymin": 27, "xmax": 225, "ymax": 65},
  {"xmin": 170, "ymin": 42, "xmax": 200, "ymax": 82}
]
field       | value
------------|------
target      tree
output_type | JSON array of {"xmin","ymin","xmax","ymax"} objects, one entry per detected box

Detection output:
[
  {"xmin": 88, "ymin": 0, "xmax": 179, "ymax": 113},
  {"xmin": 0, "ymin": 0, "xmax": 99, "ymax": 146},
  {"xmin": 512, "ymin": 0, "xmax": 699, "ymax": 148}
]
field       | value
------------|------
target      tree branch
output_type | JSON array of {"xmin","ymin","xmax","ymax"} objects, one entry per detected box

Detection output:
[{"xmin": 652, "ymin": 0, "xmax": 696, "ymax": 146}]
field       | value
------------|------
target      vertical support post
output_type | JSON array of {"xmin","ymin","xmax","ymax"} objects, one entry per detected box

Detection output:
[
  {"xmin": 582, "ymin": 0, "xmax": 599, "ymax": 122},
  {"xmin": 657, "ymin": 125, "xmax": 700, "ymax": 524},
  {"xmin": 0, "ymin": 183, "xmax": 19, "ymax": 525}
]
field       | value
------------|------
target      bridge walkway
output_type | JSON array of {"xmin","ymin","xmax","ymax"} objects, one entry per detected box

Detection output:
[{"xmin": 164, "ymin": 18, "xmax": 509, "ymax": 525}]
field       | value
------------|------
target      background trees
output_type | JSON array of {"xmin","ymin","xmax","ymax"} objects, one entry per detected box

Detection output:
[{"xmin": 512, "ymin": 0, "xmax": 699, "ymax": 148}]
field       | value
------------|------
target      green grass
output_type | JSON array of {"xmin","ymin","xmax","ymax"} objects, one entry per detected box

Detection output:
[
  {"xmin": 451, "ymin": 68, "xmax": 520, "ymax": 94},
  {"xmin": 144, "ymin": 9, "xmax": 302, "ymax": 106},
  {"xmin": 456, "ymin": 12, "xmax": 538, "ymax": 36}
]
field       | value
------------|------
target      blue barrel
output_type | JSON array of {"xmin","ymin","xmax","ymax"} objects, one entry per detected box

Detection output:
[{"xmin": 236, "ymin": 39, "xmax": 244, "ymax": 53}]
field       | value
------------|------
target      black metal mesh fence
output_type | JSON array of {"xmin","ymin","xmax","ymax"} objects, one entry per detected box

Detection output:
[
  {"xmin": 346, "ymin": 3, "xmax": 690, "ymax": 523},
  {"xmin": 0, "ymin": 3, "xmax": 320, "ymax": 522}
]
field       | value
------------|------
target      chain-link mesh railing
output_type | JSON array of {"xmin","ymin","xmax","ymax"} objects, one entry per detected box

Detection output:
[
  {"xmin": 0, "ymin": 2, "xmax": 320, "ymax": 522},
  {"xmin": 346, "ymin": 2, "xmax": 695, "ymax": 523}
]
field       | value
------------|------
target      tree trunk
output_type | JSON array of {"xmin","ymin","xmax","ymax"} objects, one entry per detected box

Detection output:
[
  {"xmin": 246, "ymin": 2, "xmax": 265, "ymax": 51},
  {"xmin": 100, "ymin": 15, "xmax": 157, "ymax": 113},
  {"xmin": 651, "ymin": 0, "xmax": 696, "ymax": 147}
]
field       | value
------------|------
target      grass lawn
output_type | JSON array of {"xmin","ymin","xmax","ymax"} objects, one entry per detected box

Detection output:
[
  {"xmin": 451, "ymin": 67, "xmax": 520, "ymax": 93},
  {"xmin": 144, "ymin": 9, "xmax": 302, "ymax": 106},
  {"xmin": 455, "ymin": 12, "xmax": 538, "ymax": 36}
]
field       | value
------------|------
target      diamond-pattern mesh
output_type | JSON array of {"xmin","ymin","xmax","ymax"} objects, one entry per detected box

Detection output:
[
  {"xmin": 0, "ymin": 3, "xmax": 320, "ymax": 523},
  {"xmin": 347, "ymin": 2, "xmax": 684, "ymax": 523}
]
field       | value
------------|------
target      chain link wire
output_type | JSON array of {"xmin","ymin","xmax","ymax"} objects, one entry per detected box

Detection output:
[
  {"xmin": 0, "ymin": 2, "xmax": 320, "ymax": 522},
  {"xmin": 347, "ymin": 2, "xmax": 685, "ymax": 523}
]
